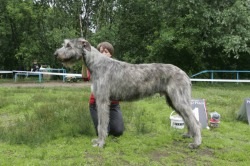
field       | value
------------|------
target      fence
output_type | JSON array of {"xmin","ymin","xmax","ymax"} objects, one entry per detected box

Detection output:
[
  {"xmin": 1, "ymin": 70, "xmax": 250, "ymax": 83},
  {"xmin": 190, "ymin": 70, "xmax": 250, "ymax": 83},
  {"xmin": 0, "ymin": 69, "xmax": 74, "ymax": 83}
]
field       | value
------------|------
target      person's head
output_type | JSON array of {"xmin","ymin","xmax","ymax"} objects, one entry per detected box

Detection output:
[{"xmin": 97, "ymin": 42, "xmax": 114, "ymax": 57}]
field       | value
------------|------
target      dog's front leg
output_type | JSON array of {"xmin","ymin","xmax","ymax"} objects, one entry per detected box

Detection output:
[{"xmin": 92, "ymin": 99, "xmax": 110, "ymax": 148}]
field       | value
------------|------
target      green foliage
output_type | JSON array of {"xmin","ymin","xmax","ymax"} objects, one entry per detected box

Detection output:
[
  {"xmin": 145, "ymin": 0, "xmax": 250, "ymax": 72},
  {"xmin": 0, "ymin": 0, "xmax": 250, "ymax": 72},
  {"xmin": 113, "ymin": 0, "xmax": 161, "ymax": 63},
  {"xmin": 218, "ymin": 1, "xmax": 250, "ymax": 55}
]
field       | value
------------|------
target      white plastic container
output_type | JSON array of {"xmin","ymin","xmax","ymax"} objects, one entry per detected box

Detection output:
[{"xmin": 169, "ymin": 111, "xmax": 185, "ymax": 129}]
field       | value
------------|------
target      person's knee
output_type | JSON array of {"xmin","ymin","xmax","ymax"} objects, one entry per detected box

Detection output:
[
  {"xmin": 110, "ymin": 126, "xmax": 124, "ymax": 137},
  {"xmin": 111, "ymin": 130, "xmax": 123, "ymax": 137}
]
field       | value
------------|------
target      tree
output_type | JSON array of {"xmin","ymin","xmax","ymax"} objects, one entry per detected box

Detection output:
[
  {"xmin": 0, "ymin": 0, "xmax": 249, "ymax": 74},
  {"xmin": 147, "ymin": 0, "xmax": 250, "ymax": 72},
  {"xmin": 112, "ymin": 0, "xmax": 161, "ymax": 63}
]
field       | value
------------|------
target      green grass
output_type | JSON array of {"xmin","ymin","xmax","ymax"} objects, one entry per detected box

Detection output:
[{"xmin": 0, "ymin": 83, "xmax": 250, "ymax": 165}]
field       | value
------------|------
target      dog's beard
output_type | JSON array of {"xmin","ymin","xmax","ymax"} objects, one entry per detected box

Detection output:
[
  {"xmin": 62, "ymin": 62, "xmax": 76, "ymax": 68},
  {"xmin": 58, "ymin": 55, "xmax": 81, "ymax": 68}
]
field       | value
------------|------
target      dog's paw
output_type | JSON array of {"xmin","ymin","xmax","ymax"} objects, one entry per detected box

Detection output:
[
  {"xmin": 188, "ymin": 143, "xmax": 200, "ymax": 149},
  {"xmin": 91, "ymin": 138, "xmax": 99, "ymax": 147},
  {"xmin": 91, "ymin": 138, "xmax": 105, "ymax": 148},
  {"xmin": 182, "ymin": 133, "xmax": 192, "ymax": 138}
]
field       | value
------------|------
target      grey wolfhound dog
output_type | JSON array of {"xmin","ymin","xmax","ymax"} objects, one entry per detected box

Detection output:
[{"xmin": 54, "ymin": 38, "xmax": 202, "ymax": 149}]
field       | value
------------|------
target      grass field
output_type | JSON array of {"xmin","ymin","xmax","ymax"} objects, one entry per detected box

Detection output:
[{"xmin": 0, "ymin": 83, "xmax": 250, "ymax": 165}]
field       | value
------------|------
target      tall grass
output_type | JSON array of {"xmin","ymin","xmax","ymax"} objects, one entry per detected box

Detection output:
[
  {"xmin": 1, "ymin": 84, "xmax": 249, "ymax": 145},
  {"xmin": 0, "ymin": 86, "xmax": 164, "ymax": 146},
  {"xmin": 0, "ymin": 87, "xmax": 95, "ymax": 145},
  {"xmin": 0, "ymin": 83, "xmax": 250, "ymax": 165}
]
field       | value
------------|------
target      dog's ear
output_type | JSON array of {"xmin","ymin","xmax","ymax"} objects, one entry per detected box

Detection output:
[
  {"xmin": 64, "ymin": 39, "xmax": 71, "ymax": 47},
  {"xmin": 79, "ymin": 39, "xmax": 91, "ymax": 51}
]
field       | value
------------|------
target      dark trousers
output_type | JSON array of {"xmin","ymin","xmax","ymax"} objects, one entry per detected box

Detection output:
[{"xmin": 89, "ymin": 103, "xmax": 124, "ymax": 137}]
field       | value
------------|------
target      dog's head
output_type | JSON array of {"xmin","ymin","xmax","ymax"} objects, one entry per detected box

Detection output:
[{"xmin": 54, "ymin": 38, "xmax": 91, "ymax": 67}]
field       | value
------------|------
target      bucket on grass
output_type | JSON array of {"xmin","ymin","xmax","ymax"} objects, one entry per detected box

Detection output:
[{"xmin": 169, "ymin": 111, "xmax": 185, "ymax": 129}]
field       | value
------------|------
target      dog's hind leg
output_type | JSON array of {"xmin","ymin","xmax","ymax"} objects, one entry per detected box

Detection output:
[
  {"xmin": 166, "ymin": 94, "xmax": 193, "ymax": 138},
  {"xmin": 166, "ymin": 86, "xmax": 201, "ymax": 149},
  {"xmin": 179, "ymin": 105, "xmax": 201, "ymax": 149}
]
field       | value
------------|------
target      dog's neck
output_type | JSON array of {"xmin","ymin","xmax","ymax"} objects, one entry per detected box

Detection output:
[
  {"xmin": 81, "ymin": 46, "xmax": 100, "ymax": 72},
  {"xmin": 82, "ymin": 46, "xmax": 112, "ymax": 75}
]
